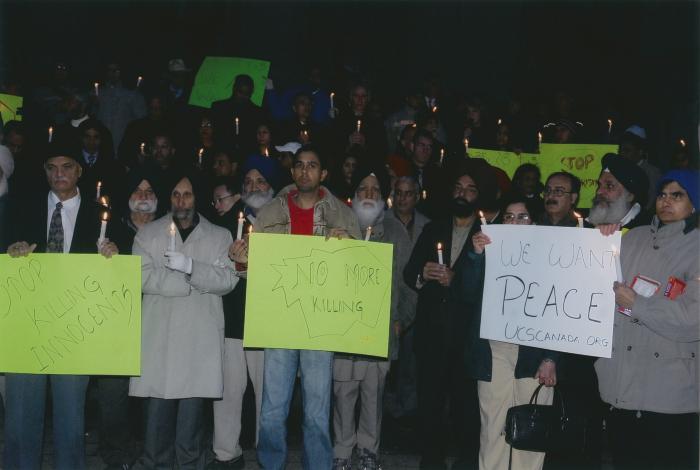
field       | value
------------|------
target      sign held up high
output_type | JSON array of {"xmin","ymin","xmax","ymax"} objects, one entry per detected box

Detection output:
[{"xmin": 479, "ymin": 225, "xmax": 620, "ymax": 358}]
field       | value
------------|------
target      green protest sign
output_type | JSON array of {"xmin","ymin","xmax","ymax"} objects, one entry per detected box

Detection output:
[
  {"xmin": 468, "ymin": 148, "xmax": 539, "ymax": 179},
  {"xmin": 189, "ymin": 56, "xmax": 271, "ymax": 108},
  {"xmin": 0, "ymin": 94, "xmax": 23, "ymax": 123},
  {"xmin": 538, "ymin": 144, "xmax": 617, "ymax": 209},
  {"xmin": 244, "ymin": 233, "xmax": 393, "ymax": 357},
  {"xmin": 0, "ymin": 254, "xmax": 141, "ymax": 375}
]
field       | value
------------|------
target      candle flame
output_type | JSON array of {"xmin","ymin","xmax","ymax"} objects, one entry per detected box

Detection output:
[
  {"xmin": 440, "ymin": 149, "xmax": 444, "ymax": 157},
  {"xmin": 432, "ymin": 106, "xmax": 437, "ymax": 113},
  {"xmin": 538, "ymin": 131, "xmax": 543, "ymax": 143},
  {"xmin": 100, "ymin": 196, "xmax": 108, "ymax": 207},
  {"xmin": 479, "ymin": 210, "xmax": 484, "ymax": 218},
  {"xmin": 497, "ymin": 118, "xmax": 502, "ymax": 126},
  {"xmin": 330, "ymin": 92, "xmax": 335, "ymax": 98},
  {"xmin": 198, "ymin": 148, "xmax": 204, "ymax": 157},
  {"xmin": 169, "ymin": 222, "xmax": 176, "ymax": 234},
  {"xmin": 264, "ymin": 148, "xmax": 269, "ymax": 157},
  {"xmin": 437, "ymin": 242, "xmax": 442, "ymax": 250},
  {"xmin": 48, "ymin": 126, "xmax": 53, "ymax": 134},
  {"xmin": 238, "ymin": 211, "xmax": 244, "ymax": 219},
  {"xmin": 422, "ymin": 190, "xmax": 427, "ymax": 200},
  {"xmin": 97, "ymin": 181, "xmax": 102, "ymax": 188},
  {"xmin": 680, "ymin": 139, "xmax": 686, "ymax": 147},
  {"xmin": 140, "ymin": 142, "xmax": 145, "ymax": 152},
  {"xmin": 102, "ymin": 211, "xmax": 109, "ymax": 221},
  {"xmin": 574, "ymin": 211, "xmax": 582, "ymax": 218},
  {"xmin": 387, "ymin": 197, "xmax": 392, "ymax": 208}
]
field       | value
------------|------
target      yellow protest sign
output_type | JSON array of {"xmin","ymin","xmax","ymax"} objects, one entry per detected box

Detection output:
[
  {"xmin": 468, "ymin": 148, "xmax": 539, "ymax": 179},
  {"xmin": 0, "ymin": 254, "xmax": 141, "ymax": 375},
  {"xmin": 244, "ymin": 233, "xmax": 392, "ymax": 357},
  {"xmin": 0, "ymin": 94, "xmax": 23, "ymax": 123},
  {"xmin": 538, "ymin": 144, "xmax": 617, "ymax": 209}
]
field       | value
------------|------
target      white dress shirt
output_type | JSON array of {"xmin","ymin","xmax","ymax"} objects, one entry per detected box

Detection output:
[{"xmin": 46, "ymin": 190, "xmax": 81, "ymax": 253}]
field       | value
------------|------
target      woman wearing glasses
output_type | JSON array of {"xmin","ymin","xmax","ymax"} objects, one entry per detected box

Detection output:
[
  {"xmin": 594, "ymin": 169, "xmax": 699, "ymax": 470},
  {"xmin": 454, "ymin": 196, "xmax": 558, "ymax": 470}
]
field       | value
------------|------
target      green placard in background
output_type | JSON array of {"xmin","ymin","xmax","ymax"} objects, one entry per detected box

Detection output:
[
  {"xmin": 0, "ymin": 94, "xmax": 23, "ymax": 123},
  {"xmin": 244, "ymin": 233, "xmax": 393, "ymax": 358},
  {"xmin": 0, "ymin": 254, "xmax": 141, "ymax": 375},
  {"xmin": 189, "ymin": 56, "xmax": 271, "ymax": 108}
]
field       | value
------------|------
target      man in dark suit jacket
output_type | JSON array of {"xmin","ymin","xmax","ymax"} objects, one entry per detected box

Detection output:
[
  {"xmin": 3, "ymin": 142, "xmax": 120, "ymax": 470},
  {"xmin": 404, "ymin": 161, "xmax": 491, "ymax": 470}
]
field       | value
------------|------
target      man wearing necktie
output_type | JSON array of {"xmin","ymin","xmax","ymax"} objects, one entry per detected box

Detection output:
[{"xmin": 3, "ymin": 142, "xmax": 119, "ymax": 470}]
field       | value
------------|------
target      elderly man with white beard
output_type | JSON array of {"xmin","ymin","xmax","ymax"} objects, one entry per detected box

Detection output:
[
  {"xmin": 208, "ymin": 154, "xmax": 280, "ymax": 469},
  {"xmin": 332, "ymin": 165, "xmax": 397, "ymax": 470},
  {"xmin": 587, "ymin": 153, "xmax": 651, "ymax": 233}
]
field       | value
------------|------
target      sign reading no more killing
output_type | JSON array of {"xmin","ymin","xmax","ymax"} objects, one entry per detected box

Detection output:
[
  {"xmin": 244, "ymin": 233, "xmax": 393, "ymax": 357},
  {"xmin": 480, "ymin": 225, "xmax": 620, "ymax": 358},
  {"xmin": 0, "ymin": 254, "xmax": 142, "ymax": 375}
]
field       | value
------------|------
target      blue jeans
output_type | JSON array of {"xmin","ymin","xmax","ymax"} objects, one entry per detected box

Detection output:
[
  {"xmin": 258, "ymin": 349, "xmax": 333, "ymax": 470},
  {"xmin": 3, "ymin": 373, "xmax": 89, "ymax": 470}
]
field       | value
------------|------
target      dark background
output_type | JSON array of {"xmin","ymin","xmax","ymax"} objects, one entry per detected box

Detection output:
[{"xmin": 1, "ymin": 0, "xmax": 698, "ymax": 164}]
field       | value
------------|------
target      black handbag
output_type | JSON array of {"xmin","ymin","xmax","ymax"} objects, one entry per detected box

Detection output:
[{"xmin": 504, "ymin": 383, "xmax": 587, "ymax": 454}]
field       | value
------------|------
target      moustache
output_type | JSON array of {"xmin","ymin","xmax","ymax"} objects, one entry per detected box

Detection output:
[{"xmin": 545, "ymin": 199, "xmax": 558, "ymax": 206}]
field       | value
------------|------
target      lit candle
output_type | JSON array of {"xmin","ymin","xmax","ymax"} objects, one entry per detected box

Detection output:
[
  {"xmin": 464, "ymin": 138, "xmax": 469, "ymax": 155},
  {"xmin": 680, "ymin": 139, "xmax": 686, "ymax": 148},
  {"xmin": 198, "ymin": 148, "xmax": 204, "ymax": 166},
  {"xmin": 439, "ymin": 149, "xmax": 445, "ymax": 166},
  {"xmin": 248, "ymin": 225, "xmax": 253, "ymax": 235},
  {"xmin": 235, "ymin": 117, "xmax": 240, "ymax": 135},
  {"xmin": 236, "ymin": 211, "xmax": 244, "ymax": 240},
  {"xmin": 479, "ymin": 210, "xmax": 487, "ymax": 225},
  {"xmin": 140, "ymin": 142, "xmax": 146, "ymax": 156},
  {"xmin": 96, "ymin": 181, "xmax": 102, "ymax": 201},
  {"xmin": 346, "ymin": 198, "xmax": 352, "ymax": 207},
  {"xmin": 302, "ymin": 129, "xmax": 309, "ymax": 140},
  {"xmin": 356, "ymin": 120, "xmax": 362, "ymax": 133},
  {"xmin": 607, "ymin": 118, "xmax": 613, "ymax": 136},
  {"xmin": 437, "ymin": 242, "xmax": 444, "ymax": 265},
  {"xmin": 98, "ymin": 211, "xmax": 108, "ymax": 246},
  {"xmin": 169, "ymin": 222, "xmax": 177, "ymax": 251},
  {"xmin": 497, "ymin": 118, "xmax": 502, "ymax": 126},
  {"xmin": 365, "ymin": 226, "xmax": 372, "ymax": 241},
  {"xmin": 422, "ymin": 189, "xmax": 427, "ymax": 200},
  {"xmin": 612, "ymin": 244, "xmax": 624, "ymax": 283},
  {"xmin": 99, "ymin": 196, "xmax": 109, "ymax": 208},
  {"xmin": 136, "ymin": 76, "xmax": 143, "ymax": 88},
  {"xmin": 264, "ymin": 147, "xmax": 269, "ymax": 157},
  {"xmin": 330, "ymin": 92, "xmax": 335, "ymax": 110},
  {"xmin": 94, "ymin": 82, "xmax": 99, "ymax": 97},
  {"xmin": 386, "ymin": 197, "xmax": 392, "ymax": 209},
  {"xmin": 48, "ymin": 126, "xmax": 53, "ymax": 143},
  {"xmin": 574, "ymin": 211, "xmax": 583, "ymax": 228},
  {"xmin": 432, "ymin": 106, "xmax": 438, "ymax": 113},
  {"xmin": 538, "ymin": 131, "xmax": 543, "ymax": 147}
]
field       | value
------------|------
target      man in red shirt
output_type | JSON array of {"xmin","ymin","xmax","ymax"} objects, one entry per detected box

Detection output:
[{"xmin": 254, "ymin": 145, "xmax": 361, "ymax": 470}]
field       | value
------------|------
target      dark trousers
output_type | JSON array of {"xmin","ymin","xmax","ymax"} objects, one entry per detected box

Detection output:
[
  {"xmin": 607, "ymin": 407, "xmax": 699, "ymax": 470},
  {"xmin": 97, "ymin": 376, "xmax": 138, "ymax": 466},
  {"xmin": 416, "ymin": 343, "xmax": 479, "ymax": 468},
  {"xmin": 142, "ymin": 397, "xmax": 205, "ymax": 470}
]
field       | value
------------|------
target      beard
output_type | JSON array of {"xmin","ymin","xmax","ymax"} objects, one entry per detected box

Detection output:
[
  {"xmin": 587, "ymin": 194, "xmax": 633, "ymax": 225},
  {"xmin": 451, "ymin": 197, "xmax": 476, "ymax": 217},
  {"xmin": 352, "ymin": 197, "xmax": 385, "ymax": 229},
  {"xmin": 129, "ymin": 198, "xmax": 158, "ymax": 214},
  {"xmin": 242, "ymin": 187, "xmax": 275, "ymax": 211},
  {"xmin": 172, "ymin": 207, "xmax": 195, "ymax": 221}
]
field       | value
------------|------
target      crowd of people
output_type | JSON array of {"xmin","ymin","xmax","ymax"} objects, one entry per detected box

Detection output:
[{"xmin": 0, "ymin": 58, "xmax": 697, "ymax": 470}]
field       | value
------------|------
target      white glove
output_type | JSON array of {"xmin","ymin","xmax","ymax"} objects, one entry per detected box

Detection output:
[{"xmin": 164, "ymin": 251, "xmax": 193, "ymax": 274}]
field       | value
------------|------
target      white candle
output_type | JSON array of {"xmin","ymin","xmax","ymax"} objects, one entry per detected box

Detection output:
[
  {"xmin": 464, "ymin": 138, "xmax": 469, "ymax": 155},
  {"xmin": 169, "ymin": 222, "xmax": 177, "ymax": 251},
  {"xmin": 439, "ymin": 149, "xmax": 444, "ymax": 166},
  {"xmin": 236, "ymin": 212, "xmax": 244, "ymax": 240},
  {"xmin": 140, "ymin": 142, "xmax": 146, "ymax": 156},
  {"xmin": 607, "ymin": 119, "xmax": 613, "ymax": 136},
  {"xmin": 98, "ymin": 212, "xmax": 108, "ymax": 246},
  {"xmin": 96, "ymin": 181, "xmax": 102, "ymax": 200},
  {"xmin": 386, "ymin": 197, "xmax": 393, "ymax": 209},
  {"xmin": 198, "ymin": 148, "xmax": 204, "ymax": 166},
  {"xmin": 356, "ymin": 120, "xmax": 362, "ymax": 133},
  {"xmin": 538, "ymin": 131, "xmax": 543, "ymax": 147},
  {"xmin": 497, "ymin": 118, "xmax": 502, "ymax": 126},
  {"xmin": 136, "ymin": 76, "xmax": 143, "ymax": 88},
  {"xmin": 94, "ymin": 82, "xmax": 99, "ymax": 97},
  {"xmin": 422, "ymin": 189, "xmax": 427, "ymax": 200},
  {"xmin": 235, "ymin": 117, "xmax": 240, "ymax": 135},
  {"xmin": 365, "ymin": 226, "xmax": 372, "ymax": 241},
  {"xmin": 330, "ymin": 92, "xmax": 335, "ymax": 110},
  {"xmin": 680, "ymin": 139, "xmax": 686, "ymax": 148},
  {"xmin": 574, "ymin": 211, "xmax": 583, "ymax": 228},
  {"xmin": 479, "ymin": 210, "xmax": 487, "ymax": 225},
  {"xmin": 612, "ymin": 245, "xmax": 624, "ymax": 283},
  {"xmin": 99, "ymin": 196, "xmax": 108, "ymax": 208},
  {"xmin": 48, "ymin": 126, "xmax": 53, "ymax": 143},
  {"xmin": 264, "ymin": 148, "xmax": 269, "ymax": 157},
  {"xmin": 437, "ymin": 242, "xmax": 444, "ymax": 265}
]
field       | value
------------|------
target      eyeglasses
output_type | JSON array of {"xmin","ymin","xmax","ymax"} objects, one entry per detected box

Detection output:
[
  {"xmin": 656, "ymin": 191, "xmax": 687, "ymax": 202},
  {"xmin": 543, "ymin": 187, "xmax": 573, "ymax": 197},
  {"xmin": 211, "ymin": 194, "xmax": 234, "ymax": 206},
  {"xmin": 503, "ymin": 213, "xmax": 531, "ymax": 222}
]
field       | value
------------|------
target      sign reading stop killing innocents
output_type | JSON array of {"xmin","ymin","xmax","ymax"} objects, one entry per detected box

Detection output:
[
  {"xmin": 0, "ymin": 254, "xmax": 141, "ymax": 375},
  {"xmin": 244, "ymin": 233, "xmax": 393, "ymax": 357},
  {"xmin": 480, "ymin": 225, "xmax": 620, "ymax": 358}
]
